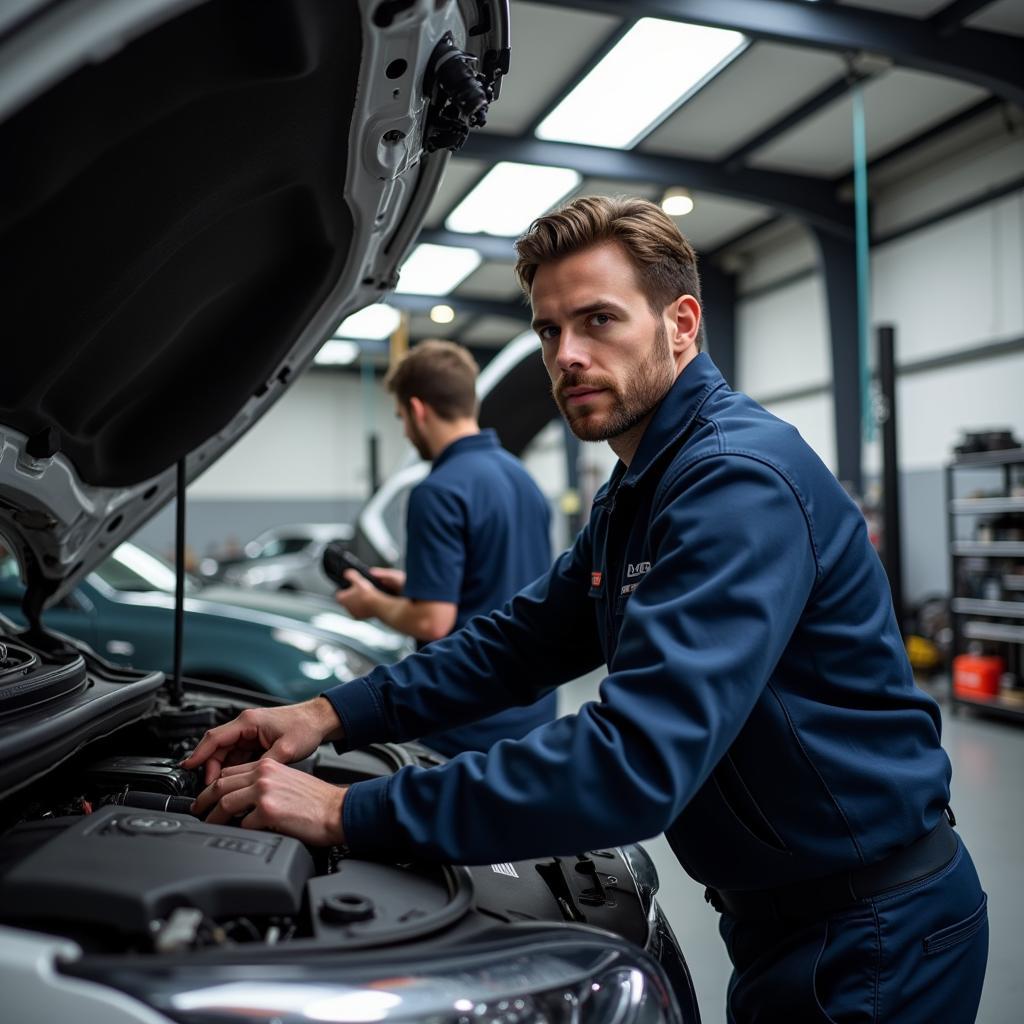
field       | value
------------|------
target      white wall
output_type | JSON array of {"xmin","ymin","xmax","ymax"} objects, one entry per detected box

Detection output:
[
  {"xmin": 889, "ymin": 349, "xmax": 1024, "ymax": 473},
  {"xmin": 737, "ymin": 275, "xmax": 831, "ymax": 397},
  {"xmin": 733, "ymin": 160, "xmax": 1024, "ymax": 477},
  {"xmin": 190, "ymin": 371, "xmax": 408, "ymax": 499},
  {"xmin": 868, "ymin": 186, "xmax": 1024, "ymax": 475},
  {"xmin": 872, "ymin": 191, "xmax": 1024, "ymax": 365},
  {"xmin": 736, "ymin": 221, "xmax": 819, "ymax": 292},
  {"xmin": 871, "ymin": 105, "xmax": 1024, "ymax": 239},
  {"xmin": 734, "ymin": 235, "xmax": 837, "ymax": 470},
  {"xmin": 731, "ymin": 130, "xmax": 1023, "ymax": 604},
  {"xmin": 761, "ymin": 392, "xmax": 837, "ymax": 471}
]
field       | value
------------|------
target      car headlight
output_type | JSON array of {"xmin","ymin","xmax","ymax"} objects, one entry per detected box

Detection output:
[
  {"xmin": 310, "ymin": 612, "xmax": 409, "ymax": 659},
  {"xmin": 311, "ymin": 642, "xmax": 375, "ymax": 682},
  {"xmin": 273, "ymin": 630, "xmax": 376, "ymax": 683},
  {"xmin": 83, "ymin": 933, "xmax": 682, "ymax": 1024}
]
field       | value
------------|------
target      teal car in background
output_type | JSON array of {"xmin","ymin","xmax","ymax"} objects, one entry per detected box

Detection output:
[{"xmin": 0, "ymin": 542, "xmax": 411, "ymax": 703}]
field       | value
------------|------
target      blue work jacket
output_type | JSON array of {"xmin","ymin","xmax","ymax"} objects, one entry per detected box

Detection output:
[{"xmin": 328, "ymin": 354, "xmax": 951, "ymax": 888}]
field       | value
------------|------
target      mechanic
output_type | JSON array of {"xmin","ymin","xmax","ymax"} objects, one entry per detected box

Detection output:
[
  {"xmin": 335, "ymin": 339, "xmax": 557, "ymax": 755},
  {"xmin": 186, "ymin": 197, "xmax": 987, "ymax": 1022}
]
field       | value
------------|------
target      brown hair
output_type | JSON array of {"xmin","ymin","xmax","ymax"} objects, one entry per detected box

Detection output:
[
  {"xmin": 514, "ymin": 195, "xmax": 703, "ymax": 348},
  {"xmin": 384, "ymin": 339, "xmax": 479, "ymax": 421}
]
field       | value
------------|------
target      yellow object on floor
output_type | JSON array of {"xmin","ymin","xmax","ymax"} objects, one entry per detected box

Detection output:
[{"xmin": 906, "ymin": 634, "xmax": 942, "ymax": 674}]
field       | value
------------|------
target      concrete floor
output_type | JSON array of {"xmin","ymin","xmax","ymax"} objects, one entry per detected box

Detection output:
[{"xmin": 557, "ymin": 673, "xmax": 1023, "ymax": 1024}]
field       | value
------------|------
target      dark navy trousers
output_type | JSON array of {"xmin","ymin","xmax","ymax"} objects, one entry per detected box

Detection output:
[{"xmin": 720, "ymin": 837, "xmax": 988, "ymax": 1023}]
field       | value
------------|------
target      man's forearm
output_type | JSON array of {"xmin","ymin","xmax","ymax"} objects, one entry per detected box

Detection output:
[
  {"xmin": 323, "ymin": 551, "xmax": 603, "ymax": 753},
  {"xmin": 364, "ymin": 591, "xmax": 454, "ymax": 642},
  {"xmin": 312, "ymin": 695, "xmax": 347, "ymax": 743}
]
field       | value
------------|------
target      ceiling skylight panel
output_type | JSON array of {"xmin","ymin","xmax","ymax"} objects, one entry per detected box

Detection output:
[
  {"xmin": 535, "ymin": 18, "xmax": 747, "ymax": 149},
  {"xmin": 332, "ymin": 303, "xmax": 401, "ymax": 340},
  {"xmin": 315, "ymin": 340, "xmax": 360, "ymax": 366},
  {"xmin": 394, "ymin": 244, "xmax": 482, "ymax": 296},
  {"xmin": 445, "ymin": 163, "xmax": 582, "ymax": 236}
]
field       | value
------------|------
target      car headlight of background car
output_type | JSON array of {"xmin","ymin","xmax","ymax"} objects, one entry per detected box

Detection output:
[
  {"xmin": 231, "ymin": 565, "xmax": 285, "ymax": 587},
  {"xmin": 91, "ymin": 935, "xmax": 682, "ymax": 1024},
  {"xmin": 272, "ymin": 628, "xmax": 376, "ymax": 682}
]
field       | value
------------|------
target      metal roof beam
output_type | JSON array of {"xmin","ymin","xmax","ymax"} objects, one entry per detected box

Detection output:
[
  {"xmin": 723, "ymin": 70, "xmax": 869, "ymax": 170},
  {"xmin": 418, "ymin": 228, "xmax": 516, "ymax": 262},
  {"xmin": 388, "ymin": 291, "xmax": 528, "ymax": 321},
  {"xmin": 459, "ymin": 131, "xmax": 853, "ymax": 238},
  {"xmin": 705, "ymin": 215, "xmax": 783, "ymax": 261},
  {"xmin": 857, "ymin": 95, "xmax": 1003, "ymax": 178},
  {"xmin": 930, "ymin": 0, "xmax": 999, "ymax": 37},
  {"xmin": 527, "ymin": 0, "xmax": 1024, "ymax": 107}
]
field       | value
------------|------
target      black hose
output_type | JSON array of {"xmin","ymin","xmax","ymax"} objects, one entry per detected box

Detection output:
[{"xmin": 105, "ymin": 789, "xmax": 195, "ymax": 815}]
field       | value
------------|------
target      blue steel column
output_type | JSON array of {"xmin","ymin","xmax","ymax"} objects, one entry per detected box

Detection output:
[
  {"xmin": 562, "ymin": 420, "xmax": 584, "ymax": 539},
  {"xmin": 851, "ymin": 84, "xmax": 873, "ymax": 449},
  {"xmin": 810, "ymin": 226, "xmax": 863, "ymax": 496},
  {"xmin": 700, "ymin": 261, "xmax": 737, "ymax": 388}
]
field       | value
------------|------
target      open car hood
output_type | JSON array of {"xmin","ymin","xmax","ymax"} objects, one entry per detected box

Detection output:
[{"xmin": 0, "ymin": 0, "xmax": 509, "ymax": 614}]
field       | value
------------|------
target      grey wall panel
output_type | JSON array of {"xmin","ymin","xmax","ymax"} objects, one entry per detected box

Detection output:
[
  {"xmin": 900, "ymin": 468, "xmax": 950, "ymax": 605},
  {"xmin": 132, "ymin": 498, "xmax": 363, "ymax": 562}
]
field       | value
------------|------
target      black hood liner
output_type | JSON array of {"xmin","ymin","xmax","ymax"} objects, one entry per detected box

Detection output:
[{"xmin": 0, "ymin": 0, "xmax": 361, "ymax": 488}]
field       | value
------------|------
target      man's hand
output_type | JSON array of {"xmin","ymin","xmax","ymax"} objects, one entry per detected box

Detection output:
[
  {"xmin": 370, "ymin": 567, "xmax": 405, "ymax": 594},
  {"xmin": 336, "ymin": 570, "xmax": 384, "ymax": 620},
  {"xmin": 337, "ymin": 568, "xmax": 456, "ymax": 642},
  {"xmin": 192, "ymin": 759, "xmax": 347, "ymax": 845},
  {"xmin": 181, "ymin": 697, "xmax": 343, "ymax": 787}
]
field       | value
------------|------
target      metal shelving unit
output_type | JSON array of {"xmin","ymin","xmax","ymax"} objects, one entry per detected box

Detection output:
[
  {"xmin": 952, "ymin": 599, "xmax": 1024, "ymax": 620},
  {"xmin": 951, "ymin": 541, "xmax": 1024, "ymax": 557},
  {"xmin": 945, "ymin": 689, "xmax": 1024, "ymax": 722},
  {"xmin": 947, "ymin": 448, "xmax": 1024, "ymax": 721},
  {"xmin": 950, "ymin": 498, "xmax": 1024, "ymax": 515}
]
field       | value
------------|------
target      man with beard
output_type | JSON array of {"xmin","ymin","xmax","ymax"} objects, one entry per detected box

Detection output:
[
  {"xmin": 187, "ymin": 197, "xmax": 986, "ymax": 1023},
  {"xmin": 334, "ymin": 339, "xmax": 556, "ymax": 755}
]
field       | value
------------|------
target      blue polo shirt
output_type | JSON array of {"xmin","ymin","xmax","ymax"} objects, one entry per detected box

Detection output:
[{"xmin": 403, "ymin": 429, "xmax": 556, "ymax": 755}]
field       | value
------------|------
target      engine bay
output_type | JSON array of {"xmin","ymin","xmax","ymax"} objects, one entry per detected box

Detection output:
[{"xmin": 0, "ymin": 644, "xmax": 650, "ymax": 959}]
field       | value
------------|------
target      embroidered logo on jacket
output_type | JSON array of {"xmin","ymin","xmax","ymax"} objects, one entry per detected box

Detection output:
[
  {"xmin": 591, "ymin": 571, "xmax": 603, "ymax": 588},
  {"xmin": 621, "ymin": 561, "xmax": 651, "ymax": 597}
]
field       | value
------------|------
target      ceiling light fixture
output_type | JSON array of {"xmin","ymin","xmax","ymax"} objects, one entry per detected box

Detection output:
[
  {"xmin": 430, "ymin": 304, "xmax": 456, "ymax": 324},
  {"xmin": 535, "ymin": 18, "xmax": 746, "ymax": 149},
  {"xmin": 661, "ymin": 187, "xmax": 694, "ymax": 217},
  {"xmin": 445, "ymin": 162, "xmax": 582, "ymax": 236},
  {"xmin": 314, "ymin": 339, "xmax": 361, "ymax": 366},
  {"xmin": 394, "ymin": 243, "xmax": 482, "ymax": 296},
  {"xmin": 332, "ymin": 303, "xmax": 401, "ymax": 340}
]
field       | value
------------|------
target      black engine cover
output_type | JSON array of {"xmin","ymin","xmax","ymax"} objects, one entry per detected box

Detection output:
[{"xmin": 0, "ymin": 805, "xmax": 313, "ymax": 934}]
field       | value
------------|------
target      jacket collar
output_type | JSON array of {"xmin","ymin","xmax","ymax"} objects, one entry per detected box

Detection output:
[
  {"xmin": 596, "ymin": 354, "xmax": 727, "ymax": 503},
  {"xmin": 432, "ymin": 428, "xmax": 498, "ymax": 470}
]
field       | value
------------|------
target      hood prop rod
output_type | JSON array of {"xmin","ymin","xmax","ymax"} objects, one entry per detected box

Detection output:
[{"xmin": 171, "ymin": 458, "xmax": 186, "ymax": 707}]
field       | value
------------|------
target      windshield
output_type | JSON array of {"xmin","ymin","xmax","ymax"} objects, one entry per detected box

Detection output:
[
  {"xmin": 252, "ymin": 536, "xmax": 313, "ymax": 559},
  {"xmin": 92, "ymin": 544, "xmax": 199, "ymax": 594}
]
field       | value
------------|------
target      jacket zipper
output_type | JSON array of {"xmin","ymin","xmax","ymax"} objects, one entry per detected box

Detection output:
[{"xmin": 603, "ymin": 497, "xmax": 621, "ymax": 660}]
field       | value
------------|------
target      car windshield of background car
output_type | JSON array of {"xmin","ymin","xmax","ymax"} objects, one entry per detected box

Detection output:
[{"xmin": 93, "ymin": 544, "xmax": 199, "ymax": 594}]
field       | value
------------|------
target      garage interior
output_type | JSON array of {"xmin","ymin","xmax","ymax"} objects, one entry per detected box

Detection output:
[{"xmin": 102, "ymin": 0, "xmax": 1022, "ymax": 1019}]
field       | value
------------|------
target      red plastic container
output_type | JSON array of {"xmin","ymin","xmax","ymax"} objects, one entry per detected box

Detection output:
[{"xmin": 953, "ymin": 654, "xmax": 1005, "ymax": 697}]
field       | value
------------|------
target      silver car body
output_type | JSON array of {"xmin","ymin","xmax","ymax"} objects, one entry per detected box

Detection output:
[{"xmin": 214, "ymin": 523, "xmax": 355, "ymax": 595}]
